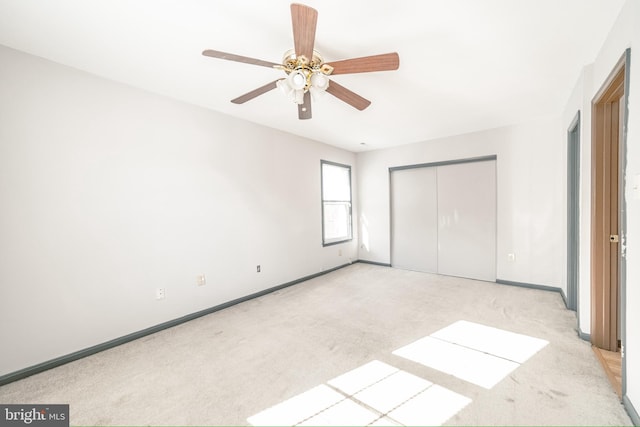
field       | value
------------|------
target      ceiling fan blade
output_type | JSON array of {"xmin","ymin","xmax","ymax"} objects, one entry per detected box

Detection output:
[
  {"xmin": 328, "ymin": 53, "xmax": 400, "ymax": 75},
  {"xmin": 202, "ymin": 49, "xmax": 280, "ymax": 68},
  {"xmin": 231, "ymin": 80, "xmax": 282, "ymax": 104},
  {"xmin": 291, "ymin": 3, "xmax": 318, "ymax": 60},
  {"xmin": 298, "ymin": 91, "xmax": 312, "ymax": 120},
  {"xmin": 326, "ymin": 80, "xmax": 371, "ymax": 111}
]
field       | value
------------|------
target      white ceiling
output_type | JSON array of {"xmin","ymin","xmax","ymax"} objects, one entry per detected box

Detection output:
[{"xmin": 0, "ymin": 0, "xmax": 626, "ymax": 152}]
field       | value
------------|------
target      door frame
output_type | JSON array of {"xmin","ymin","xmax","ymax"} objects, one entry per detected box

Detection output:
[
  {"xmin": 590, "ymin": 48, "xmax": 630, "ymax": 395},
  {"xmin": 567, "ymin": 110, "xmax": 580, "ymax": 312}
]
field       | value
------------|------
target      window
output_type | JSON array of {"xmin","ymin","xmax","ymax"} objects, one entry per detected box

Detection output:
[{"xmin": 321, "ymin": 160, "xmax": 352, "ymax": 246}]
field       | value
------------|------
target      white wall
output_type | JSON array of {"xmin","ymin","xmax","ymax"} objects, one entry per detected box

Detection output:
[
  {"xmin": 356, "ymin": 117, "xmax": 565, "ymax": 290},
  {"xmin": 0, "ymin": 45, "xmax": 358, "ymax": 377},
  {"xmin": 562, "ymin": 0, "xmax": 640, "ymax": 416}
]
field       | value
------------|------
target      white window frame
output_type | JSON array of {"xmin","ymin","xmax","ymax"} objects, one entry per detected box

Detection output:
[{"xmin": 321, "ymin": 160, "xmax": 353, "ymax": 246}]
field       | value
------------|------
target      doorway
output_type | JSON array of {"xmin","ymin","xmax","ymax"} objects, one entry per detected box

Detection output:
[{"xmin": 590, "ymin": 50, "xmax": 629, "ymax": 398}]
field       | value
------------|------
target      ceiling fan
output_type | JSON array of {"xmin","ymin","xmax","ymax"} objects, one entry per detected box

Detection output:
[{"xmin": 202, "ymin": 3, "xmax": 400, "ymax": 120}]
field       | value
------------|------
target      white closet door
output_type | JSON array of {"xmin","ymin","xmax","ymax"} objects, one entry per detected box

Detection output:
[
  {"xmin": 437, "ymin": 160, "xmax": 496, "ymax": 281},
  {"xmin": 391, "ymin": 167, "xmax": 438, "ymax": 272}
]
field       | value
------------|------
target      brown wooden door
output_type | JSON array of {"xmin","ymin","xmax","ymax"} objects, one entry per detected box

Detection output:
[{"xmin": 591, "ymin": 58, "xmax": 625, "ymax": 352}]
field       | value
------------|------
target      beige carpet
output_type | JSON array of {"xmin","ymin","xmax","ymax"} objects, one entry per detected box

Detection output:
[{"xmin": 0, "ymin": 264, "xmax": 631, "ymax": 426}]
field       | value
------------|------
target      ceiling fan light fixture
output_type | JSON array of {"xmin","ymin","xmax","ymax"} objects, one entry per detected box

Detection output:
[
  {"xmin": 277, "ymin": 79, "xmax": 304, "ymax": 104},
  {"xmin": 277, "ymin": 46, "xmax": 335, "ymax": 105},
  {"xmin": 276, "ymin": 79, "xmax": 291, "ymax": 96},
  {"xmin": 310, "ymin": 72, "xmax": 329, "ymax": 90},
  {"xmin": 288, "ymin": 70, "xmax": 307, "ymax": 90}
]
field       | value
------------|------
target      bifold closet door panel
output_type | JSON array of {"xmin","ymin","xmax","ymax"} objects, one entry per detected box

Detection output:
[
  {"xmin": 437, "ymin": 160, "xmax": 496, "ymax": 281},
  {"xmin": 391, "ymin": 167, "xmax": 438, "ymax": 272}
]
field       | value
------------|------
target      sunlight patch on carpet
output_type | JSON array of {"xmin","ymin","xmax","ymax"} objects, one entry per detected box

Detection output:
[
  {"xmin": 352, "ymin": 370, "xmax": 433, "ymax": 414},
  {"xmin": 431, "ymin": 320, "xmax": 549, "ymax": 363},
  {"xmin": 393, "ymin": 320, "xmax": 549, "ymax": 389},
  {"xmin": 247, "ymin": 384, "xmax": 344, "ymax": 426},
  {"xmin": 247, "ymin": 360, "xmax": 471, "ymax": 426},
  {"xmin": 388, "ymin": 384, "xmax": 472, "ymax": 426},
  {"xmin": 298, "ymin": 398, "xmax": 380, "ymax": 426},
  {"xmin": 328, "ymin": 360, "xmax": 399, "ymax": 395}
]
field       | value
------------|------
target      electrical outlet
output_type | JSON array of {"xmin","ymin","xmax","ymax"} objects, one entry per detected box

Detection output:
[
  {"xmin": 197, "ymin": 274, "xmax": 206, "ymax": 286},
  {"xmin": 257, "ymin": 265, "xmax": 261, "ymax": 273},
  {"xmin": 156, "ymin": 288, "xmax": 165, "ymax": 300}
]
